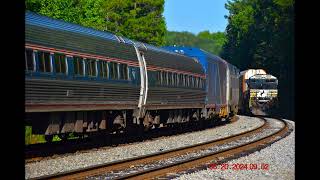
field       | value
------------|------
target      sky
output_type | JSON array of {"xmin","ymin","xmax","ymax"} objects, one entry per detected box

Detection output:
[{"xmin": 163, "ymin": 0, "xmax": 229, "ymax": 34}]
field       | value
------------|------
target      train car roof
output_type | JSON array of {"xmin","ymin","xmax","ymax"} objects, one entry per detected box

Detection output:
[
  {"xmin": 249, "ymin": 74, "xmax": 277, "ymax": 80},
  {"xmin": 162, "ymin": 46, "xmax": 238, "ymax": 72},
  {"xmin": 26, "ymin": 11, "xmax": 204, "ymax": 75},
  {"xmin": 240, "ymin": 69, "xmax": 267, "ymax": 76},
  {"xmin": 25, "ymin": 11, "xmax": 184, "ymax": 57}
]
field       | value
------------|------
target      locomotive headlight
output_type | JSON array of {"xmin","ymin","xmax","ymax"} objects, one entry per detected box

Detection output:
[
  {"xmin": 250, "ymin": 90, "xmax": 257, "ymax": 97},
  {"xmin": 270, "ymin": 90, "xmax": 278, "ymax": 97}
]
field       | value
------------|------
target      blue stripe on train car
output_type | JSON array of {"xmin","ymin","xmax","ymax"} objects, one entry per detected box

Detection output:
[{"xmin": 162, "ymin": 47, "xmax": 208, "ymax": 73}]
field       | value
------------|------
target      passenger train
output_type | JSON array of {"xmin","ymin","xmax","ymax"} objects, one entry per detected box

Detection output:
[{"xmin": 25, "ymin": 11, "xmax": 276, "ymax": 142}]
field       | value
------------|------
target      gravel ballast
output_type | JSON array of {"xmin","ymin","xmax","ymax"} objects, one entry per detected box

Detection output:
[
  {"xmin": 91, "ymin": 117, "xmax": 285, "ymax": 179},
  {"xmin": 25, "ymin": 115, "xmax": 263, "ymax": 179},
  {"xmin": 175, "ymin": 119, "xmax": 295, "ymax": 180}
]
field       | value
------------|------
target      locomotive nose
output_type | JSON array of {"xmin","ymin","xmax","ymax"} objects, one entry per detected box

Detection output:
[
  {"xmin": 257, "ymin": 90, "xmax": 266, "ymax": 98},
  {"xmin": 259, "ymin": 90, "xmax": 264, "ymax": 96}
]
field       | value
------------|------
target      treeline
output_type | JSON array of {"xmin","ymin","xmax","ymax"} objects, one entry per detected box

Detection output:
[
  {"xmin": 221, "ymin": 0, "xmax": 294, "ymax": 119},
  {"xmin": 26, "ymin": 0, "xmax": 166, "ymax": 46},
  {"xmin": 164, "ymin": 31, "xmax": 226, "ymax": 55},
  {"xmin": 26, "ymin": 0, "xmax": 294, "ymax": 119}
]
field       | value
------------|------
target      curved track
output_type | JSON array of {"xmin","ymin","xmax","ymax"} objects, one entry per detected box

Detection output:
[
  {"xmin": 26, "ymin": 117, "xmax": 238, "ymax": 163},
  {"xmin": 27, "ymin": 116, "xmax": 289, "ymax": 180},
  {"xmin": 124, "ymin": 117, "xmax": 290, "ymax": 180}
]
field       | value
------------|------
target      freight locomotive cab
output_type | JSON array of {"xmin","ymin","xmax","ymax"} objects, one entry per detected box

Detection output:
[
  {"xmin": 247, "ymin": 74, "xmax": 278, "ymax": 103},
  {"xmin": 244, "ymin": 74, "xmax": 279, "ymax": 115}
]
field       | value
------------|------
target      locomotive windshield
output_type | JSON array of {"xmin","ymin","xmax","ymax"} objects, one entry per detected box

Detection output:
[{"xmin": 247, "ymin": 78, "xmax": 278, "ymax": 89}]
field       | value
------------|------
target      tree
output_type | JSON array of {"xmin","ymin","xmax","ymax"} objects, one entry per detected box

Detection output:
[
  {"xmin": 102, "ymin": 0, "xmax": 166, "ymax": 45},
  {"xmin": 164, "ymin": 31, "xmax": 227, "ymax": 55},
  {"xmin": 222, "ymin": 0, "xmax": 294, "ymax": 119},
  {"xmin": 25, "ymin": 0, "xmax": 166, "ymax": 46}
]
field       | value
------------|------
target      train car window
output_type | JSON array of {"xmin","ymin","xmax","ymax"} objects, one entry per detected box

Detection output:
[
  {"xmin": 185, "ymin": 75, "xmax": 188, "ymax": 87},
  {"xmin": 195, "ymin": 77, "xmax": 199, "ymax": 88},
  {"xmin": 192, "ymin": 76, "xmax": 195, "ymax": 87},
  {"xmin": 37, "ymin": 51, "xmax": 51, "ymax": 73},
  {"xmin": 175, "ymin": 74, "xmax": 177, "ymax": 86},
  {"xmin": 171, "ymin": 73, "xmax": 175, "ymax": 86},
  {"xmin": 182, "ymin": 75, "xmax": 185, "ymax": 87},
  {"xmin": 85, "ymin": 59, "xmax": 97, "ymax": 77},
  {"xmin": 192, "ymin": 76, "xmax": 196, "ymax": 88},
  {"xmin": 156, "ymin": 71, "xmax": 161, "ymax": 85},
  {"xmin": 99, "ymin": 61, "xmax": 108, "ymax": 79},
  {"xmin": 73, "ymin": 56, "xmax": 84, "ymax": 76},
  {"xmin": 54, "ymin": 53, "xmax": 66, "ymax": 74},
  {"xmin": 25, "ymin": 49, "xmax": 34, "ymax": 71},
  {"xmin": 163, "ymin": 71, "xmax": 168, "ymax": 85},
  {"xmin": 173, "ymin": 73, "xmax": 177, "ymax": 86},
  {"xmin": 109, "ymin": 62, "xmax": 118, "ymax": 80},
  {"xmin": 202, "ymin": 78, "xmax": 204, "ymax": 88},
  {"xmin": 163, "ymin": 72, "xmax": 168, "ymax": 86},
  {"xmin": 119, "ymin": 63, "xmax": 128, "ymax": 80},
  {"xmin": 159, "ymin": 72, "xmax": 162, "ymax": 85},
  {"xmin": 179, "ymin": 74, "xmax": 183, "ymax": 87},
  {"xmin": 168, "ymin": 72, "xmax": 172, "ymax": 86},
  {"xmin": 160, "ymin": 71, "xmax": 163, "ymax": 85},
  {"xmin": 160, "ymin": 71, "xmax": 164, "ymax": 85},
  {"xmin": 131, "ymin": 67, "xmax": 137, "ymax": 81},
  {"xmin": 266, "ymin": 79, "xmax": 276, "ymax": 82},
  {"xmin": 189, "ymin": 76, "xmax": 193, "ymax": 87},
  {"xmin": 172, "ymin": 73, "xmax": 175, "ymax": 86}
]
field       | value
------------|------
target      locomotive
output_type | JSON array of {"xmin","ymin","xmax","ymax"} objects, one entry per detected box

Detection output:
[
  {"xmin": 25, "ymin": 11, "xmax": 275, "ymax": 143},
  {"xmin": 239, "ymin": 69, "xmax": 278, "ymax": 115}
]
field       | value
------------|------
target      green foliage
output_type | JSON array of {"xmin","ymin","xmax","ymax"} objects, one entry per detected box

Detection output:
[
  {"xmin": 164, "ymin": 31, "xmax": 226, "ymax": 55},
  {"xmin": 25, "ymin": 0, "xmax": 166, "ymax": 46},
  {"xmin": 25, "ymin": 126, "xmax": 46, "ymax": 145},
  {"xmin": 102, "ymin": 0, "xmax": 166, "ymax": 45},
  {"xmin": 222, "ymin": 0, "xmax": 294, "ymax": 119},
  {"xmin": 25, "ymin": 126, "xmax": 32, "ymax": 144},
  {"xmin": 52, "ymin": 135, "xmax": 62, "ymax": 142}
]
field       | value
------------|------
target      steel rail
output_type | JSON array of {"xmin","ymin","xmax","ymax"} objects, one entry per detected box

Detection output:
[
  {"xmin": 25, "ymin": 116, "xmax": 239, "ymax": 161},
  {"xmin": 122, "ymin": 117, "xmax": 289, "ymax": 180},
  {"xmin": 28, "ymin": 116, "xmax": 270, "ymax": 180}
]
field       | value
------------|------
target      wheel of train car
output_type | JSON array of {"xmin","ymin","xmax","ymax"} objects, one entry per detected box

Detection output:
[{"xmin": 45, "ymin": 135, "xmax": 53, "ymax": 142}]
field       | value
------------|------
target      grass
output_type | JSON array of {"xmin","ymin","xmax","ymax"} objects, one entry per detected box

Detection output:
[
  {"xmin": 25, "ymin": 126, "xmax": 46, "ymax": 145},
  {"xmin": 25, "ymin": 126, "xmax": 62, "ymax": 145},
  {"xmin": 25, "ymin": 126, "xmax": 82, "ymax": 145}
]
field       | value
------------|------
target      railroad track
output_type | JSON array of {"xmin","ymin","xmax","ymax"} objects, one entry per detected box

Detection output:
[
  {"xmin": 27, "ymin": 116, "xmax": 291, "ymax": 180},
  {"xmin": 26, "ymin": 117, "xmax": 238, "ymax": 163}
]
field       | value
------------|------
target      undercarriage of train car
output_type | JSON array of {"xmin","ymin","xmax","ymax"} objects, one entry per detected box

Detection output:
[{"xmin": 25, "ymin": 107, "xmax": 213, "ymax": 143}]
